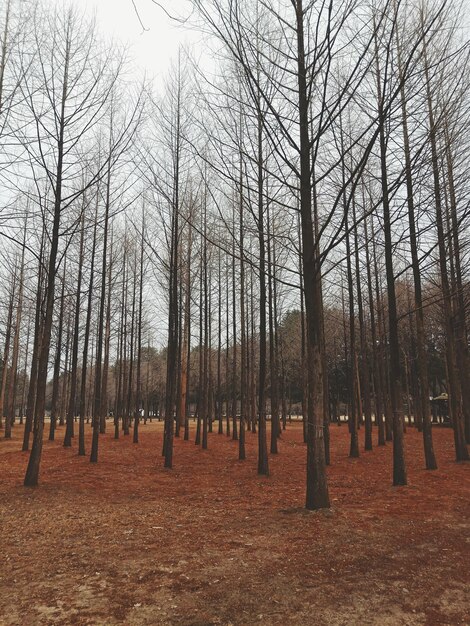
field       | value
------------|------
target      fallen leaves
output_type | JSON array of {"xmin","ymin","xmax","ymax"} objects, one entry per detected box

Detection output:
[{"xmin": 0, "ymin": 422, "xmax": 469, "ymax": 626}]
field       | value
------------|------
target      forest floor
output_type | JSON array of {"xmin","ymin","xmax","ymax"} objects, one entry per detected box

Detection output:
[{"xmin": 0, "ymin": 420, "xmax": 469, "ymax": 626}]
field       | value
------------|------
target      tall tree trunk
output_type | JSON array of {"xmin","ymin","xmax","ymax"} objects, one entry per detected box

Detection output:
[
  {"xmin": 19, "ymin": 311, "xmax": 32, "ymax": 425},
  {"xmin": 256, "ymin": 96, "xmax": 268, "ymax": 476},
  {"xmin": 267, "ymin": 200, "xmax": 279, "ymax": 454},
  {"xmin": 239, "ymin": 165, "xmax": 246, "ymax": 460},
  {"xmin": 24, "ymin": 30, "xmax": 72, "ymax": 486},
  {"xmin": 202, "ymin": 192, "xmax": 209, "ymax": 450},
  {"xmin": 353, "ymin": 196, "xmax": 372, "ymax": 452},
  {"xmin": 22, "ymin": 231, "xmax": 45, "ymax": 452},
  {"xmin": 100, "ymin": 232, "xmax": 114, "ymax": 435},
  {"xmin": 64, "ymin": 211, "xmax": 85, "ymax": 447},
  {"xmin": 364, "ymin": 212, "xmax": 385, "ymax": 446},
  {"xmin": 184, "ymin": 307, "xmax": 191, "ymax": 442},
  {"xmin": 341, "ymin": 118, "xmax": 359, "ymax": 458},
  {"xmin": 231, "ymin": 205, "xmax": 238, "ymax": 442},
  {"xmin": 78, "ymin": 207, "xmax": 98, "ymax": 457},
  {"xmin": 49, "ymin": 263, "xmax": 66, "ymax": 441},
  {"xmin": 195, "ymin": 250, "xmax": 203, "ymax": 447},
  {"xmin": 115, "ymin": 309, "xmax": 124, "ymax": 440},
  {"xmin": 126, "ymin": 253, "xmax": 137, "ymax": 438},
  {"xmin": 163, "ymin": 75, "xmax": 182, "ymax": 468},
  {"xmin": 122, "ymin": 245, "xmax": 130, "ymax": 436},
  {"xmin": 443, "ymin": 126, "xmax": 470, "ymax": 446},
  {"xmin": 90, "ymin": 159, "xmax": 112, "ymax": 462},
  {"xmin": 1, "ymin": 272, "xmax": 16, "ymax": 437},
  {"xmin": 133, "ymin": 216, "xmax": 145, "ymax": 444},
  {"xmin": 422, "ymin": 33, "xmax": 468, "ymax": 462},
  {"xmin": 115, "ymin": 251, "xmax": 127, "ymax": 440},
  {"xmin": 7, "ymin": 229, "xmax": 26, "ymax": 431},
  {"xmin": 250, "ymin": 265, "xmax": 257, "ymax": 435},
  {"xmin": 295, "ymin": 0, "xmax": 329, "ymax": 508},
  {"xmin": 396, "ymin": 24, "xmax": 437, "ymax": 468},
  {"xmin": 374, "ymin": 22, "xmax": 407, "ymax": 485},
  {"xmin": 217, "ymin": 238, "xmax": 223, "ymax": 435},
  {"xmin": 345, "ymin": 212, "xmax": 359, "ymax": 458},
  {"xmin": 59, "ymin": 307, "xmax": 72, "ymax": 427}
]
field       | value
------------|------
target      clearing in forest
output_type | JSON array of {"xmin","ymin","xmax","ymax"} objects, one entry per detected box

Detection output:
[{"xmin": 0, "ymin": 422, "xmax": 469, "ymax": 626}]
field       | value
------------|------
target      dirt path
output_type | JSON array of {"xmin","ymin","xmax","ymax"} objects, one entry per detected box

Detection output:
[{"xmin": 0, "ymin": 421, "xmax": 469, "ymax": 626}]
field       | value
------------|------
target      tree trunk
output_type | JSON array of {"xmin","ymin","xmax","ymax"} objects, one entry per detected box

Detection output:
[
  {"xmin": 1, "ymin": 273, "xmax": 16, "ymax": 437},
  {"xmin": 64, "ymin": 213, "xmax": 85, "ymax": 447},
  {"xmin": 374, "ymin": 22, "xmax": 407, "ymax": 485},
  {"xmin": 22, "ymin": 232, "xmax": 45, "ymax": 452},
  {"xmin": 423, "ymin": 35, "xmax": 468, "ymax": 462},
  {"xmin": 364, "ymin": 212, "xmax": 385, "ymax": 446},
  {"xmin": 90, "ymin": 160, "xmax": 112, "ymax": 462},
  {"xmin": 133, "ymin": 216, "xmax": 145, "ymax": 444},
  {"xmin": 24, "ymin": 40, "xmax": 70, "ymax": 486},
  {"xmin": 296, "ymin": 0, "xmax": 329, "ymax": 508},
  {"xmin": 7, "ymin": 233, "xmax": 26, "ymax": 431},
  {"xmin": 256, "ymin": 97, "xmax": 268, "ymax": 476},
  {"xmin": 396, "ymin": 24, "xmax": 437, "ymax": 468},
  {"xmin": 78, "ymin": 207, "xmax": 98, "ymax": 457}
]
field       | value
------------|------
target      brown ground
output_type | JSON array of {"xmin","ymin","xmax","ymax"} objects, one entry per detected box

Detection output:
[{"xmin": 0, "ymin": 420, "xmax": 469, "ymax": 626}]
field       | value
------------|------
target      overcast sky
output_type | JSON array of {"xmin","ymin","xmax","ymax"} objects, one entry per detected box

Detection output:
[
  {"xmin": 78, "ymin": 0, "xmax": 200, "ymax": 82},
  {"xmin": 60, "ymin": 0, "xmax": 470, "ymax": 84}
]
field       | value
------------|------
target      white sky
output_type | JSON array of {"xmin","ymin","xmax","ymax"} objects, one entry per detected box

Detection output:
[
  {"xmin": 60, "ymin": 1, "xmax": 470, "ymax": 83},
  {"xmin": 76, "ymin": 0, "xmax": 200, "ymax": 82}
]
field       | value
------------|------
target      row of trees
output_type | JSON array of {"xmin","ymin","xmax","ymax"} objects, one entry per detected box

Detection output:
[{"xmin": 0, "ymin": 0, "xmax": 469, "ymax": 508}]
